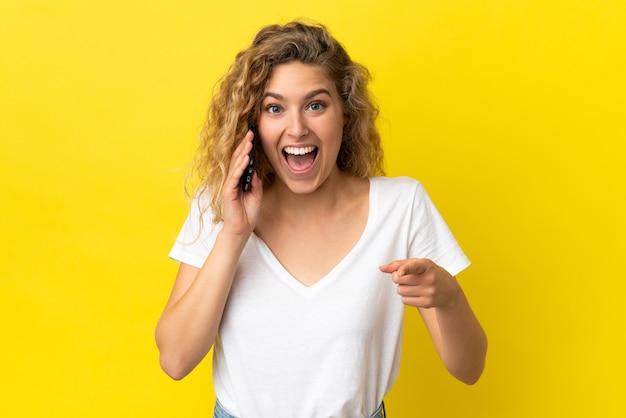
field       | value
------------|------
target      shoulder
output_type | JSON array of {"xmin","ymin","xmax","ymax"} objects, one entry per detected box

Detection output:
[
  {"xmin": 370, "ymin": 175, "xmax": 424, "ymax": 196},
  {"xmin": 188, "ymin": 187, "xmax": 218, "ymax": 223},
  {"xmin": 177, "ymin": 188, "xmax": 222, "ymax": 244}
]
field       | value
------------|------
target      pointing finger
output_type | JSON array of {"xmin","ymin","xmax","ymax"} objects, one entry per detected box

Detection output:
[
  {"xmin": 379, "ymin": 260, "xmax": 404, "ymax": 273},
  {"xmin": 397, "ymin": 258, "xmax": 431, "ymax": 277}
]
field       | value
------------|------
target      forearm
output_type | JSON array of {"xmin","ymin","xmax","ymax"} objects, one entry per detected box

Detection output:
[
  {"xmin": 155, "ymin": 231, "xmax": 248, "ymax": 380},
  {"xmin": 420, "ymin": 287, "xmax": 487, "ymax": 384}
]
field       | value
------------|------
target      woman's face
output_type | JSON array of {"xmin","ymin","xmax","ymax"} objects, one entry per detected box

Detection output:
[{"xmin": 258, "ymin": 61, "xmax": 346, "ymax": 194}]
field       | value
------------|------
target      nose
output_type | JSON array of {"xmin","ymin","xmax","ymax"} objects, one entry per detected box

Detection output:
[{"xmin": 286, "ymin": 111, "xmax": 309, "ymax": 139}]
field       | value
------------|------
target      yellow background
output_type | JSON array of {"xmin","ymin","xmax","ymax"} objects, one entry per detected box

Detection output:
[{"xmin": 1, "ymin": 0, "xmax": 624, "ymax": 416}]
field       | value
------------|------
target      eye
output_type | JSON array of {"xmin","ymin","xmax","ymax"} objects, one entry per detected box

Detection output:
[
  {"xmin": 308, "ymin": 102, "xmax": 325, "ymax": 111},
  {"xmin": 266, "ymin": 104, "xmax": 282, "ymax": 114}
]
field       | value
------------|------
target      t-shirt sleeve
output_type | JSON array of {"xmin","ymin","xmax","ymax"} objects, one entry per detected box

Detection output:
[
  {"xmin": 168, "ymin": 194, "xmax": 222, "ymax": 269},
  {"xmin": 408, "ymin": 181, "xmax": 470, "ymax": 277}
]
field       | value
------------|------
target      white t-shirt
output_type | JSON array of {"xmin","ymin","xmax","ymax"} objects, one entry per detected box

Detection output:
[{"xmin": 169, "ymin": 176, "xmax": 470, "ymax": 418}]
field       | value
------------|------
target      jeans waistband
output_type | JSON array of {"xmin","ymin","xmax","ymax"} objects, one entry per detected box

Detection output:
[{"xmin": 213, "ymin": 399, "xmax": 386, "ymax": 418}]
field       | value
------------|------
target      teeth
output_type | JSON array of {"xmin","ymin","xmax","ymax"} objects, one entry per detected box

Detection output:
[{"xmin": 283, "ymin": 146, "xmax": 316, "ymax": 155}]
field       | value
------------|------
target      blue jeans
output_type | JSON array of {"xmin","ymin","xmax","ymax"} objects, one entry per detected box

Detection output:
[{"xmin": 213, "ymin": 398, "xmax": 386, "ymax": 418}]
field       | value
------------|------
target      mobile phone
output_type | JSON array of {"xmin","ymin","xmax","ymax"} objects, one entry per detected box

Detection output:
[{"xmin": 240, "ymin": 125, "xmax": 257, "ymax": 192}]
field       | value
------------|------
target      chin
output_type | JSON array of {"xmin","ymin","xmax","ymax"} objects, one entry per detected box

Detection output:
[
  {"xmin": 284, "ymin": 182, "xmax": 320, "ymax": 195},
  {"xmin": 277, "ymin": 175, "xmax": 325, "ymax": 195}
]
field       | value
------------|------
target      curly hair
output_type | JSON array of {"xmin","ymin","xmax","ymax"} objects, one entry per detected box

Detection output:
[{"xmin": 191, "ymin": 20, "xmax": 384, "ymax": 223}]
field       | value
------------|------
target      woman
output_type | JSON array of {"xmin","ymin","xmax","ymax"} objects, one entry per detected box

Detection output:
[{"xmin": 155, "ymin": 21, "xmax": 487, "ymax": 418}]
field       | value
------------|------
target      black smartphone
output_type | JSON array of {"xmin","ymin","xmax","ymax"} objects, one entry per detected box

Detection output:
[{"xmin": 240, "ymin": 125, "xmax": 257, "ymax": 192}]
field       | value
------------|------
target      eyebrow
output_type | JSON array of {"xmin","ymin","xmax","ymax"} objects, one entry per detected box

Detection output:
[{"xmin": 263, "ymin": 88, "xmax": 332, "ymax": 101}]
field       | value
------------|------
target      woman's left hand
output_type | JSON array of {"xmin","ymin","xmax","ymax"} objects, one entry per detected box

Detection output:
[{"xmin": 379, "ymin": 258, "xmax": 462, "ymax": 309}]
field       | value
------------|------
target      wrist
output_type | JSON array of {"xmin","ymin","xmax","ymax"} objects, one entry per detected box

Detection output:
[
  {"xmin": 439, "ymin": 276, "xmax": 466, "ymax": 312},
  {"xmin": 216, "ymin": 227, "xmax": 252, "ymax": 249}
]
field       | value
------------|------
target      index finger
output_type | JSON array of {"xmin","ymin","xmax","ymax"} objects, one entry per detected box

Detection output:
[
  {"xmin": 398, "ymin": 258, "xmax": 431, "ymax": 277},
  {"xmin": 379, "ymin": 260, "xmax": 404, "ymax": 273}
]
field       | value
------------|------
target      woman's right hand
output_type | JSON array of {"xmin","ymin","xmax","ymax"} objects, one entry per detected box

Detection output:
[
  {"xmin": 156, "ymin": 129, "xmax": 263, "ymax": 380},
  {"xmin": 221, "ymin": 129, "xmax": 263, "ymax": 237}
]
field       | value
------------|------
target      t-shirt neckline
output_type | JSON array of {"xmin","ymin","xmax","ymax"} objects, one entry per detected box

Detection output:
[{"xmin": 250, "ymin": 177, "xmax": 380, "ymax": 297}]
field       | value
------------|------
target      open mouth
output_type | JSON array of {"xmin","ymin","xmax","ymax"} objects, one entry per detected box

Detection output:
[{"xmin": 282, "ymin": 146, "xmax": 319, "ymax": 172}]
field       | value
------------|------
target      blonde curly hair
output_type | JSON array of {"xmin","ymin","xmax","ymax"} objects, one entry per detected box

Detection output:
[{"xmin": 191, "ymin": 20, "xmax": 384, "ymax": 223}]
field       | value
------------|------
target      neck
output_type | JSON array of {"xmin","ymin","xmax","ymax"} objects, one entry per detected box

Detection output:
[{"xmin": 264, "ymin": 170, "xmax": 355, "ymax": 219}]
